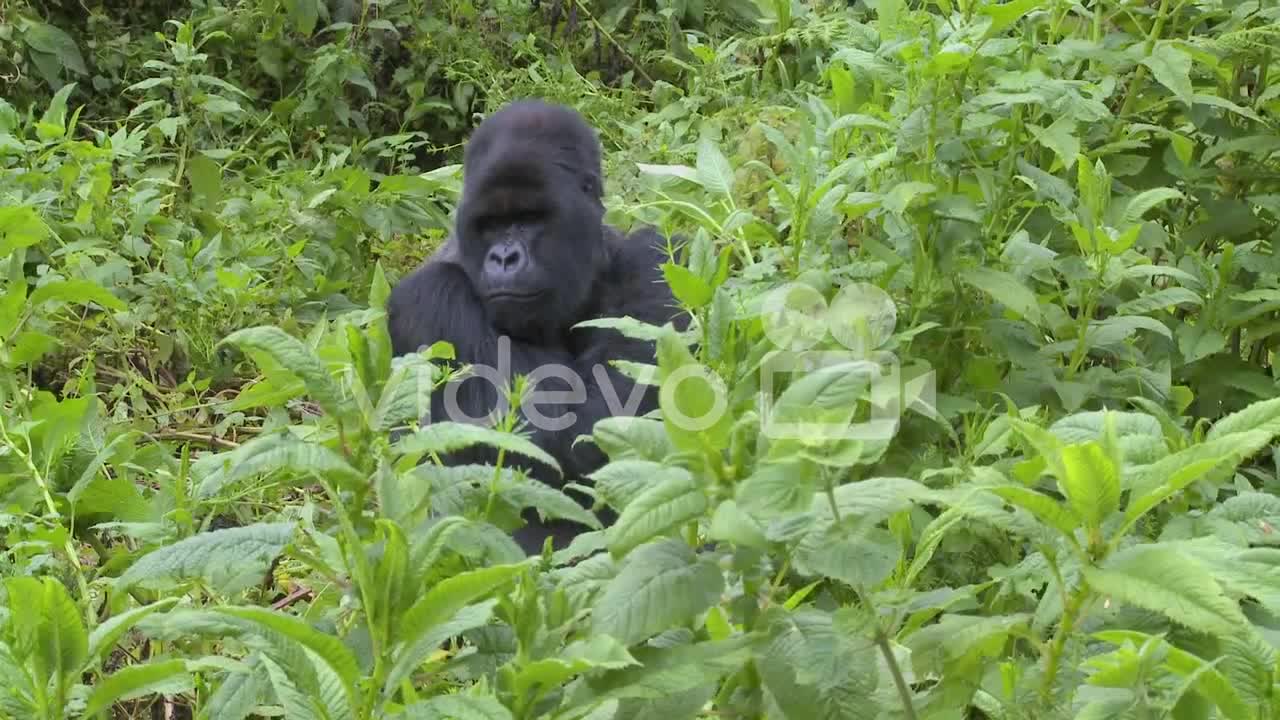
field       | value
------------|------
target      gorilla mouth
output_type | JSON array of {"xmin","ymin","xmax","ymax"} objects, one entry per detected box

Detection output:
[{"xmin": 488, "ymin": 290, "xmax": 544, "ymax": 302}]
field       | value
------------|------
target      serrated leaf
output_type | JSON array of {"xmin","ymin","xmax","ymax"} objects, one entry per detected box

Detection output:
[
  {"xmin": 117, "ymin": 522, "xmax": 296, "ymax": 595},
  {"xmin": 1123, "ymin": 457, "xmax": 1233, "ymax": 529},
  {"xmin": 393, "ymin": 421, "xmax": 561, "ymax": 475},
  {"xmin": 795, "ymin": 522, "xmax": 900, "ymax": 589},
  {"xmin": 988, "ymin": 486, "xmax": 1080, "ymax": 539},
  {"xmin": 193, "ymin": 434, "xmax": 363, "ymax": 498},
  {"xmin": 29, "ymin": 279, "xmax": 125, "ymax": 311},
  {"xmin": 0, "ymin": 205, "xmax": 51, "ymax": 257},
  {"xmin": 394, "ymin": 694, "xmax": 514, "ymax": 720},
  {"xmin": 662, "ymin": 263, "xmax": 714, "ymax": 309},
  {"xmin": 1095, "ymin": 630, "xmax": 1252, "ymax": 720},
  {"xmin": 656, "ymin": 330, "xmax": 732, "ymax": 451},
  {"xmin": 220, "ymin": 326, "xmax": 347, "ymax": 420},
  {"xmin": 566, "ymin": 636, "xmax": 757, "ymax": 705},
  {"xmin": 213, "ymin": 605, "xmax": 359, "ymax": 711},
  {"xmin": 506, "ymin": 479, "xmax": 602, "ymax": 529},
  {"xmin": 1058, "ymin": 442, "xmax": 1121, "ymax": 528},
  {"xmin": 1207, "ymin": 396, "xmax": 1280, "ymax": 441},
  {"xmin": 979, "ymin": 0, "xmax": 1042, "ymax": 35},
  {"xmin": 636, "ymin": 163, "xmax": 701, "ymax": 184},
  {"xmin": 396, "ymin": 563, "xmax": 528, "ymax": 662},
  {"xmin": 592, "ymin": 416, "xmax": 674, "ymax": 462},
  {"xmin": 607, "ymin": 468, "xmax": 707, "ymax": 556},
  {"xmin": 695, "ymin": 138, "xmax": 734, "ymax": 197},
  {"xmin": 960, "ymin": 266, "xmax": 1042, "ymax": 325},
  {"xmin": 592, "ymin": 539, "xmax": 725, "ymax": 646},
  {"xmin": 1117, "ymin": 287, "xmax": 1202, "ymax": 315},
  {"xmin": 82, "ymin": 660, "xmax": 193, "ymax": 717},
  {"xmin": 1122, "ymin": 187, "xmax": 1184, "ymax": 225},
  {"xmin": 1082, "ymin": 544, "xmax": 1248, "ymax": 635},
  {"xmin": 1143, "ymin": 42, "xmax": 1193, "ymax": 104},
  {"xmin": 88, "ymin": 598, "xmax": 180, "ymax": 664},
  {"xmin": 513, "ymin": 635, "xmax": 639, "ymax": 701},
  {"xmin": 383, "ymin": 601, "xmax": 497, "ymax": 695}
]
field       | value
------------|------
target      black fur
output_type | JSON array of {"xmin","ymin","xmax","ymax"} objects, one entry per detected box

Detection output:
[{"xmin": 387, "ymin": 100, "xmax": 687, "ymax": 554}]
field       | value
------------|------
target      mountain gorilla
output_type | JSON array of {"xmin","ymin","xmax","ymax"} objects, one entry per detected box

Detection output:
[{"xmin": 386, "ymin": 100, "xmax": 688, "ymax": 555}]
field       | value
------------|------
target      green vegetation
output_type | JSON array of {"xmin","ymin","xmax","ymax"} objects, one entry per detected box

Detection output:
[{"xmin": 3, "ymin": 0, "xmax": 1280, "ymax": 717}]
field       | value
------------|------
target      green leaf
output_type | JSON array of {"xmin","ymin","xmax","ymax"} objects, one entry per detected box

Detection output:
[
  {"xmin": 220, "ymin": 326, "xmax": 347, "ymax": 420},
  {"xmin": 29, "ymin": 279, "xmax": 126, "ymax": 312},
  {"xmin": 1142, "ymin": 42, "xmax": 1193, "ymax": 105},
  {"xmin": 82, "ymin": 660, "xmax": 193, "ymax": 717},
  {"xmin": 988, "ymin": 485, "xmax": 1081, "ymax": 539},
  {"xmin": 1116, "ymin": 287, "xmax": 1202, "ymax": 315},
  {"xmin": 383, "ymin": 601, "xmax": 497, "ymax": 696},
  {"xmin": 1095, "ymin": 630, "xmax": 1252, "ymax": 720},
  {"xmin": 213, "ymin": 605, "xmax": 360, "ymax": 711},
  {"xmin": 607, "ymin": 467, "xmax": 707, "ymax": 556},
  {"xmin": 1081, "ymin": 544, "xmax": 1248, "ymax": 635},
  {"xmin": 88, "ymin": 598, "xmax": 180, "ymax": 664},
  {"xmin": 1177, "ymin": 323, "xmax": 1227, "ymax": 363},
  {"xmin": 394, "ymin": 422, "xmax": 561, "ymax": 475},
  {"xmin": 396, "ymin": 562, "xmax": 528, "ymax": 660},
  {"xmin": 512, "ymin": 635, "xmax": 638, "ymax": 702},
  {"xmin": 116, "ymin": 522, "xmax": 296, "ymax": 595},
  {"xmin": 505, "ymin": 479, "xmax": 602, "ymax": 530},
  {"xmin": 565, "ymin": 636, "xmax": 757, "ymax": 705},
  {"xmin": 592, "ymin": 539, "xmax": 725, "ymax": 646},
  {"xmin": 656, "ymin": 330, "xmax": 732, "ymax": 452},
  {"xmin": 795, "ymin": 521, "xmax": 900, "ymax": 589},
  {"xmin": 959, "ymin": 266, "xmax": 1042, "ymax": 325},
  {"xmin": 193, "ymin": 434, "xmax": 365, "ymax": 498},
  {"xmin": 1206, "ymin": 396, "xmax": 1280, "ymax": 441},
  {"xmin": 22, "ymin": 22, "xmax": 88, "ymax": 75},
  {"xmin": 393, "ymin": 695, "xmax": 514, "ymax": 720},
  {"xmin": 1058, "ymin": 442, "xmax": 1121, "ymax": 528},
  {"xmin": 1121, "ymin": 187, "xmax": 1184, "ymax": 225},
  {"xmin": 979, "ymin": 0, "xmax": 1044, "ymax": 36},
  {"xmin": 0, "ymin": 206, "xmax": 51, "ymax": 257},
  {"xmin": 1032, "ymin": 115, "xmax": 1080, "ymax": 170},
  {"xmin": 695, "ymin": 138, "xmax": 734, "ymax": 197},
  {"xmin": 662, "ymin": 262, "xmax": 714, "ymax": 309}
]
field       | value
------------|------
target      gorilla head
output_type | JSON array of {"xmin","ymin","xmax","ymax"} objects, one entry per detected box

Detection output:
[{"xmin": 453, "ymin": 101, "xmax": 609, "ymax": 344}]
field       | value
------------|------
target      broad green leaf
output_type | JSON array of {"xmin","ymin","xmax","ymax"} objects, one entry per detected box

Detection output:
[
  {"xmin": 1206, "ymin": 396, "xmax": 1280, "ymax": 440},
  {"xmin": 592, "ymin": 539, "xmax": 724, "ymax": 646},
  {"xmin": 1126, "ymin": 430, "xmax": 1272, "ymax": 497},
  {"xmin": 512, "ymin": 635, "xmax": 638, "ymax": 701},
  {"xmin": 1121, "ymin": 187, "xmax": 1184, "ymax": 225},
  {"xmin": 383, "ymin": 601, "xmax": 497, "ymax": 696},
  {"xmin": 1032, "ymin": 115, "xmax": 1080, "ymax": 170},
  {"xmin": 394, "ymin": 421, "xmax": 561, "ymax": 475},
  {"xmin": 117, "ymin": 522, "xmax": 296, "ymax": 595},
  {"xmin": 662, "ymin": 262, "xmax": 714, "ymax": 309},
  {"xmin": 29, "ymin": 279, "xmax": 126, "ymax": 311},
  {"xmin": 205, "ymin": 661, "xmax": 265, "ymax": 720},
  {"xmin": 592, "ymin": 416, "xmax": 674, "ymax": 462},
  {"xmin": 1143, "ymin": 42, "xmax": 1193, "ymax": 104},
  {"xmin": 82, "ymin": 660, "xmax": 193, "ymax": 717},
  {"xmin": 0, "ymin": 206, "xmax": 50, "ymax": 257},
  {"xmin": 980, "ymin": 0, "xmax": 1044, "ymax": 36},
  {"xmin": 988, "ymin": 486, "xmax": 1080, "ymax": 539},
  {"xmin": 906, "ymin": 612, "xmax": 1032, "ymax": 678},
  {"xmin": 1123, "ymin": 456, "xmax": 1232, "ymax": 529},
  {"xmin": 1177, "ymin": 323, "xmax": 1227, "ymax": 363},
  {"xmin": 565, "ymin": 636, "xmax": 757, "ymax": 705},
  {"xmin": 607, "ymin": 467, "xmax": 707, "ymax": 556},
  {"xmin": 736, "ymin": 459, "xmax": 818, "ymax": 518},
  {"xmin": 220, "ymin": 326, "xmax": 347, "ymax": 420},
  {"xmin": 1081, "ymin": 544, "xmax": 1248, "ymax": 635},
  {"xmin": 795, "ymin": 521, "xmax": 900, "ymax": 589},
  {"xmin": 396, "ymin": 562, "xmax": 529, "ymax": 658},
  {"xmin": 88, "ymin": 598, "xmax": 180, "ymax": 664},
  {"xmin": 1058, "ymin": 442, "xmax": 1121, "ymax": 528},
  {"xmin": 1099, "ymin": 631, "xmax": 1252, "ymax": 720},
  {"xmin": 1116, "ymin": 287, "xmax": 1202, "ymax": 315},
  {"xmin": 23, "ymin": 23, "xmax": 88, "ymax": 75},
  {"xmin": 695, "ymin": 138, "xmax": 734, "ymax": 197},
  {"xmin": 506, "ymin": 480, "xmax": 602, "ymax": 529},
  {"xmin": 708, "ymin": 500, "xmax": 768, "ymax": 548},
  {"xmin": 214, "ymin": 605, "xmax": 359, "ymax": 711},
  {"xmin": 656, "ymin": 330, "xmax": 732, "ymax": 452},
  {"xmin": 193, "ymin": 434, "xmax": 364, "ymax": 498},
  {"xmin": 394, "ymin": 695, "xmax": 514, "ymax": 720},
  {"xmin": 636, "ymin": 163, "xmax": 700, "ymax": 184},
  {"xmin": 258, "ymin": 654, "xmax": 326, "ymax": 720},
  {"xmin": 882, "ymin": 181, "xmax": 937, "ymax": 215},
  {"xmin": 959, "ymin": 266, "xmax": 1042, "ymax": 325}
]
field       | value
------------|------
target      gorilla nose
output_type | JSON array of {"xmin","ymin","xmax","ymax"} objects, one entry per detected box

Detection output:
[{"xmin": 485, "ymin": 243, "xmax": 526, "ymax": 275}]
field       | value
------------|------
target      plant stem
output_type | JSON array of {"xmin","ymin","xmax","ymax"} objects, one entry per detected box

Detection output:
[
  {"xmin": 875, "ymin": 623, "xmax": 919, "ymax": 720},
  {"xmin": 1040, "ymin": 582, "xmax": 1089, "ymax": 705}
]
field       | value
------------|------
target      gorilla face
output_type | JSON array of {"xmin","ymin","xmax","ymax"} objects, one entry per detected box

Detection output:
[{"xmin": 454, "ymin": 101, "xmax": 608, "ymax": 343}]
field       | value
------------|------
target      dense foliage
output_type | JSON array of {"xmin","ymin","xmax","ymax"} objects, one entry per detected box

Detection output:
[{"xmin": 3, "ymin": 0, "xmax": 1280, "ymax": 718}]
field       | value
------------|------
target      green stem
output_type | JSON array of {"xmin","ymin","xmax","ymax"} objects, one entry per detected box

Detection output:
[
  {"xmin": 875, "ymin": 624, "xmax": 919, "ymax": 720},
  {"xmin": 1040, "ymin": 583, "xmax": 1089, "ymax": 706}
]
